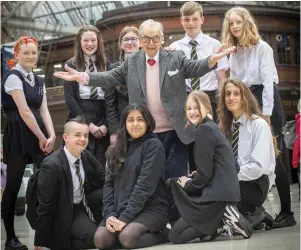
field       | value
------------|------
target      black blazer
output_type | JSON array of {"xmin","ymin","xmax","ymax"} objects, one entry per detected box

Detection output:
[
  {"xmin": 104, "ymin": 62, "xmax": 129, "ymax": 134},
  {"xmin": 184, "ymin": 117, "xmax": 240, "ymax": 202},
  {"xmin": 63, "ymin": 58, "xmax": 110, "ymax": 126},
  {"xmin": 34, "ymin": 147, "xmax": 105, "ymax": 249}
]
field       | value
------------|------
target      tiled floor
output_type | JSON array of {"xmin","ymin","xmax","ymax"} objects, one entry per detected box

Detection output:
[{"xmin": 1, "ymin": 184, "xmax": 300, "ymax": 250}]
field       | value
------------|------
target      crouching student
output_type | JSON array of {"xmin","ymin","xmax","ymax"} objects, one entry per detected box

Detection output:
[
  {"xmin": 218, "ymin": 78, "xmax": 276, "ymax": 230},
  {"xmin": 167, "ymin": 91, "xmax": 252, "ymax": 244},
  {"xmin": 34, "ymin": 116, "xmax": 105, "ymax": 250},
  {"xmin": 94, "ymin": 104, "xmax": 169, "ymax": 249}
]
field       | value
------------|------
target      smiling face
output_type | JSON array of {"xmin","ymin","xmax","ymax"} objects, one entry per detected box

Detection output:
[
  {"xmin": 14, "ymin": 42, "xmax": 38, "ymax": 71},
  {"xmin": 120, "ymin": 31, "xmax": 140, "ymax": 55},
  {"xmin": 181, "ymin": 11, "xmax": 204, "ymax": 38},
  {"xmin": 225, "ymin": 83, "xmax": 244, "ymax": 114},
  {"xmin": 228, "ymin": 12, "xmax": 244, "ymax": 40},
  {"xmin": 139, "ymin": 26, "xmax": 162, "ymax": 58},
  {"xmin": 186, "ymin": 97, "xmax": 207, "ymax": 125},
  {"xmin": 63, "ymin": 122, "xmax": 89, "ymax": 157},
  {"xmin": 126, "ymin": 110, "xmax": 147, "ymax": 140},
  {"xmin": 80, "ymin": 31, "xmax": 98, "ymax": 56}
]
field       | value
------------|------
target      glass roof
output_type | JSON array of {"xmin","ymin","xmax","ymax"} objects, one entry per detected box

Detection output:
[
  {"xmin": 1, "ymin": 1, "xmax": 147, "ymax": 44},
  {"xmin": 1, "ymin": 1, "xmax": 299, "ymax": 44}
]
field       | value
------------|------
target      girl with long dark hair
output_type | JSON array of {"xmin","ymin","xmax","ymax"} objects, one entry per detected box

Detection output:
[
  {"xmin": 63, "ymin": 25, "xmax": 109, "ymax": 167},
  {"xmin": 94, "ymin": 104, "xmax": 168, "ymax": 249}
]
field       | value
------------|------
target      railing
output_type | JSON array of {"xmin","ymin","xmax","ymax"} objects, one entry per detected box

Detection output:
[{"xmin": 46, "ymin": 86, "xmax": 64, "ymax": 100}]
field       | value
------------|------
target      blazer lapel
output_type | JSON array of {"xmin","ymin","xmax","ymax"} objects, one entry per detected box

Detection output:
[
  {"xmin": 59, "ymin": 147, "xmax": 74, "ymax": 204},
  {"xmin": 159, "ymin": 48, "xmax": 170, "ymax": 90},
  {"xmin": 136, "ymin": 51, "xmax": 146, "ymax": 96},
  {"xmin": 80, "ymin": 150, "xmax": 93, "ymax": 185}
]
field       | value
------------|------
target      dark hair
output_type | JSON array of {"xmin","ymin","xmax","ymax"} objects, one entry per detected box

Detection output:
[
  {"xmin": 64, "ymin": 115, "xmax": 87, "ymax": 133},
  {"xmin": 105, "ymin": 104, "xmax": 156, "ymax": 176},
  {"xmin": 218, "ymin": 78, "xmax": 279, "ymax": 157},
  {"xmin": 118, "ymin": 26, "xmax": 139, "ymax": 64},
  {"xmin": 74, "ymin": 25, "xmax": 106, "ymax": 72}
]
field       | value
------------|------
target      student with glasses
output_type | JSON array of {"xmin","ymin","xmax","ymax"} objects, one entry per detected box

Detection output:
[
  {"xmin": 54, "ymin": 19, "xmax": 235, "ymax": 182},
  {"xmin": 104, "ymin": 26, "xmax": 140, "ymax": 145}
]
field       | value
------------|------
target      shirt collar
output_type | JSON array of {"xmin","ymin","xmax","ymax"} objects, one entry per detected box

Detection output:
[
  {"xmin": 84, "ymin": 54, "xmax": 96, "ymax": 64},
  {"xmin": 232, "ymin": 112, "xmax": 248, "ymax": 126},
  {"xmin": 145, "ymin": 51, "xmax": 160, "ymax": 62},
  {"xmin": 182, "ymin": 32, "xmax": 204, "ymax": 45},
  {"xmin": 63, "ymin": 146, "xmax": 81, "ymax": 166},
  {"xmin": 15, "ymin": 63, "xmax": 32, "ymax": 76}
]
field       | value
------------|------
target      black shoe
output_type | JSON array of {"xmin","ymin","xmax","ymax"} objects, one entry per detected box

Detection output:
[
  {"xmin": 243, "ymin": 207, "xmax": 265, "ymax": 228},
  {"xmin": 5, "ymin": 237, "xmax": 28, "ymax": 250},
  {"xmin": 253, "ymin": 222, "xmax": 265, "ymax": 230},
  {"xmin": 273, "ymin": 211, "xmax": 297, "ymax": 229},
  {"xmin": 223, "ymin": 204, "xmax": 253, "ymax": 239},
  {"xmin": 261, "ymin": 208, "xmax": 274, "ymax": 230}
]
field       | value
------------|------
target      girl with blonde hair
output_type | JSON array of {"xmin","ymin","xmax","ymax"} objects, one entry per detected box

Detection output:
[
  {"xmin": 166, "ymin": 90, "xmax": 252, "ymax": 244},
  {"xmin": 222, "ymin": 6, "xmax": 296, "ymax": 229}
]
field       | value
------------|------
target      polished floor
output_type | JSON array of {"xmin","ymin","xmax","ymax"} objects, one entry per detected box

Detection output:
[{"xmin": 1, "ymin": 184, "xmax": 300, "ymax": 250}]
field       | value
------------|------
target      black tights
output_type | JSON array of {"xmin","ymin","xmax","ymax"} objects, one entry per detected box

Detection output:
[
  {"xmin": 169, "ymin": 217, "xmax": 205, "ymax": 244},
  {"xmin": 2, "ymin": 154, "xmax": 44, "ymax": 241},
  {"xmin": 94, "ymin": 222, "xmax": 166, "ymax": 249},
  {"xmin": 275, "ymin": 155, "xmax": 292, "ymax": 213}
]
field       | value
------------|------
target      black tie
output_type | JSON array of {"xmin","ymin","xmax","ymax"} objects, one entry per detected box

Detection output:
[
  {"xmin": 232, "ymin": 122, "xmax": 241, "ymax": 160},
  {"xmin": 189, "ymin": 40, "xmax": 200, "ymax": 90},
  {"xmin": 74, "ymin": 159, "xmax": 95, "ymax": 222},
  {"xmin": 88, "ymin": 58, "xmax": 98, "ymax": 100}
]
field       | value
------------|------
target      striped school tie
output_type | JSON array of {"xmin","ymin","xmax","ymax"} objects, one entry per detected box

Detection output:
[
  {"xmin": 189, "ymin": 40, "xmax": 200, "ymax": 90},
  {"xmin": 26, "ymin": 74, "xmax": 32, "ymax": 82},
  {"xmin": 88, "ymin": 58, "xmax": 98, "ymax": 100},
  {"xmin": 232, "ymin": 122, "xmax": 241, "ymax": 160},
  {"xmin": 74, "ymin": 159, "xmax": 95, "ymax": 222}
]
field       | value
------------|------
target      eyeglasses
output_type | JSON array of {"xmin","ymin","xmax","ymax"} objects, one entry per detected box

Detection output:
[
  {"xmin": 122, "ymin": 37, "xmax": 138, "ymax": 43},
  {"xmin": 141, "ymin": 36, "xmax": 161, "ymax": 44}
]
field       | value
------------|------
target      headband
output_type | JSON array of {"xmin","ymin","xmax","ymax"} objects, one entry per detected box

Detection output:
[{"xmin": 14, "ymin": 36, "xmax": 39, "ymax": 54}]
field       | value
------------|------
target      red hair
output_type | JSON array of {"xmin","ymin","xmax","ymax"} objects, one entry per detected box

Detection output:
[{"xmin": 14, "ymin": 36, "xmax": 39, "ymax": 54}]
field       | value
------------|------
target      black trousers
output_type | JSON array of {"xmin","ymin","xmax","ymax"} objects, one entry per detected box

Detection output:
[
  {"xmin": 238, "ymin": 174, "xmax": 269, "ymax": 214},
  {"xmin": 2, "ymin": 152, "xmax": 45, "ymax": 241},
  {"xmin": 70, "ymin": 202, "xmax": 98, "ymax": 249},
  {"xmin": 250, "ymin": 84, "xmax": 292, "ymax": 213}
]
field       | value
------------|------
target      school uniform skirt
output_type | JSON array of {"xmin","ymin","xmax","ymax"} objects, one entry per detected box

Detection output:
[
  {"xmin": 2, "ymin": 109, "xmax": 46, "ymax": 164},
  {"xmin": 169, "ymin": 179, "xmax": 226, "ymax": 236}
]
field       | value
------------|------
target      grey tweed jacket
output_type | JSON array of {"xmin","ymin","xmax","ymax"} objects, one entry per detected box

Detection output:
[{"xmin": 88, "ymin": 48, "xmax": 215, "ymax": 145}]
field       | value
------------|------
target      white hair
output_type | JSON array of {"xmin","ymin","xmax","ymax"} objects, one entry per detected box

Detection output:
[{"xmin": 139, "ymin": 19, "xmax": 164, "ymax": 36}]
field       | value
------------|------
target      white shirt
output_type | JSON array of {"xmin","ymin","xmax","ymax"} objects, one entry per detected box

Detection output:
[
  {"xmin": 171, "ymin": 33, "xmax": 229, "ymax": 92},
  {"xmin": 4, "ymin": 63, "xmax": 46, "ymax": 94},
  {"xmin": 235, "ymin": 113, "xmax": 276, "ymax": 189},
  {"xmin": 79, "ymin": 54, "xmax": 105, "ymax": 100},
  {"xmin": 63, "ymin": 146, "xmax": 86, "ymax": 204},
  {"xmin": 229, "ymin": 40, "xmax": 278, "ymax": 116}
]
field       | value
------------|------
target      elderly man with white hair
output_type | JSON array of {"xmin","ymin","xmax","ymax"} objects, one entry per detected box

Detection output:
[{"xmin": 55, "ymin": 19, "xmax": 235, "ymax": 181}]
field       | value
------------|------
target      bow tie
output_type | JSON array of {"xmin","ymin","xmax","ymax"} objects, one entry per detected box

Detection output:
[{"xmin": 147, "ymin": 59, "xmax": 156, "ymax": 66}]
